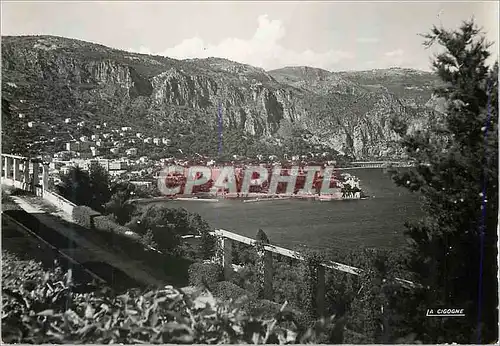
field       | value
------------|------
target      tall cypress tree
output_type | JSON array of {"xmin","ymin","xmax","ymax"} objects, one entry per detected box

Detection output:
[{"xmin": 391, "ymin": 19, "xmax": 498, "ymax": 343}]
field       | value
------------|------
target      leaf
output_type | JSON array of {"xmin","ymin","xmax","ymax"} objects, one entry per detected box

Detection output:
[
  {"xmin": 37, "ymin": 309, "xmax": 54, "ymax": 316},
  {"xmin": 149, "ymin": 311, "xmax": 159, "ymax": 327},
  {"xmin": 85, "ymin": 305, "xmax": 95, "ymax": 319}
]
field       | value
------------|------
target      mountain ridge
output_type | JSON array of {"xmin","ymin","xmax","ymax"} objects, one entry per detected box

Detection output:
[{"xmin": 2, "ymin": 35, "xmax": 440, "ymax": 160}]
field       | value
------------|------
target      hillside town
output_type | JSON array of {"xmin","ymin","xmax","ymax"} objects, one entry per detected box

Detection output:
[{"xmin": 28, "ymin": 119, "xmax": 367, "ymax": 199}]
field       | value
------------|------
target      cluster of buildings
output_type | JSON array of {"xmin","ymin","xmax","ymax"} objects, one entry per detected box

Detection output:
[{"xmin": 61, "ymin": 121, "xmax": 171, "ymax": 159}]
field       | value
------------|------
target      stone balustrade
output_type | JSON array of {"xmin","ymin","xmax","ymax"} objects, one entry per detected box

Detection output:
[
  {"xmin": 1, "ymin": 153, "xmax": 49, "ymax": 193},
  {"xmin": 212, "ymin": 228, "xmax": 417, "ymax": 318}
]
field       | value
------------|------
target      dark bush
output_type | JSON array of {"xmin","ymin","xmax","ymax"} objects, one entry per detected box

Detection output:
[
  {"xmin": 93, "ymin": 215, "xmax": 131, "ymax": 235},
  {"xmin": 198, "ymin": 232, "xmax": 217, "ymax": 260},
  {"xmin": 243, "ymin": 298, "xmax": 282, "ymax": 319},
  {"xmin": 230, "ymin": 263, "xmax": 259, "ymax": 292},
  {"xmin": 211, "ymin": 281, "xmax": 253, "ymax": 302},
  {"xmin": 210, "ymin": 281, "xmax": 285, "ymax": 320},
  {"xmin": 188, "ymin": 262, "xmax": 223, "ymax": 288},
  {"xmin": 72, "ymin": 205, "xmax": 100, "ymax": 228}
]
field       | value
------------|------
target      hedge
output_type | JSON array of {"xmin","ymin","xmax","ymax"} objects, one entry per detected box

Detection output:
[
  {"xmin": 72, "ymin": 205, "xmax": 100, "ymax": 228},
  {"xmin": 93, "ymin": 215, "xmax": 131, "ymax": 235},
  {"xmin": 188, "ymin": 262, "xmax": 223, "ymax": 288}
]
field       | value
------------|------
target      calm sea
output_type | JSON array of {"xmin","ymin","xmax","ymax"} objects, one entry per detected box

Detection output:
[{"xmin": 150, "ymin": 168, "xmax": 423, "ymax": 253}]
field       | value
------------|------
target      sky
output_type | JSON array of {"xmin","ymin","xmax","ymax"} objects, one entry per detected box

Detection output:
[{"xmin": 2, "ymin": 1, "xmax": 498, "ymax": 72}]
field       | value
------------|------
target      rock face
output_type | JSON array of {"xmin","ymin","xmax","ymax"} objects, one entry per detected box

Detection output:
[{"xmin": 1, "ymin": 35, "xmax": 441, "ymax": 159}]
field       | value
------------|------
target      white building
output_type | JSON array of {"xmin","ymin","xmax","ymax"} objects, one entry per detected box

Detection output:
[
  {"xmin": 126, "ymin": 148, "xmax": 138, "ymax": 156},
  {"xmin": 121, "ymin": 126, "xmax": 132, "ymax": 131},
  {"xmin": 103, "ymin": 133, "xmax": 111, "ymax": 139},
  {"xmin": 109, "ymin": 161, "xmax": 127, "ymax": 170},
  {"xmin": 91, "ymin": 134, "xmax": 100, "ymax": 141},
  {"xmin": 144, "ymin": 137, "xmax": 152, "ymax": 144},
  {"xmin": 110, "ymin": 148, "xmax": 120, "ymax": 155},
  {"xmin": 27, "ymin": 121, "xmax": 34, "ymax": 128},
  {"xmin": 162, "ymin": 138, "xmax": 171, "ymax": 145},
  {"xmin": 19, "ymin": 113, "xmax": 25, "ymax": 119},
  {"xmin": 136, "ymin": 133, "xmax": 143, "ymax": 138},
  {"xmin": 77, "ymin": 121, "xmax": 85, "ymax": 127},
  {"xmin": 64, "ymin": 118, "xmax": 71, "ymax": 123},
  {"xmin": 153, "ymin": 138, "xmax": 161, "ymax": 145},
  {"xmin": 80, "ymin": 136, "xmax": 89, "ymax": 142},
  {"xmin": 66, "ymin": 142, "xmax": 80, "ymax": 151},
  {"xmin": 130, "ymin": 181, "xmax": 152, "ymax": 187}
]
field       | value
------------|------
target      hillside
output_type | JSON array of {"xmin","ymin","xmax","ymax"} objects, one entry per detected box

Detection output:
[{"xmin": 2, "ymin": 35, "xmax": 441, "ymax": 160}]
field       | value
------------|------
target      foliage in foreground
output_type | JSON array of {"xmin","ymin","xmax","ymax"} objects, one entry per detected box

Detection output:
[{"xmin": 2, "ymin": 250, "xmax": 339, "ymax": 344}]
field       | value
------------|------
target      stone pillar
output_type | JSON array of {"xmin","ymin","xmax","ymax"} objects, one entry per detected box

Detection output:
[
  {"xmin": 32, "ymin": 161, "xmax": 40, "ymax": 188},
  {"xmin": 13, "ymin": 158, "xmax": 20, "ymax": 182},
  {"xmin": 221, "ymin": 237, "xmax": 233, "ymax": 280},
  {"xmin": 5, "ymin": 156, "xmax": 12, "ymax": 179},
  {"xmin": 42, "ymin": 164, "xmax": 49, "ymax": 192},
  {"xmin": 23, "ymin": 160, "xmax": 30, "ymax": 190},
  {"xmin": 255, "ymin": 229, "xmax": 273, "ymax": 300},
  {"xmin": 305, "ymin": 260, "xmax": 326, "ymax": 319},
  {"xmin": 315, "ymin": 265, "xmax": 326, "ymax": 318}
]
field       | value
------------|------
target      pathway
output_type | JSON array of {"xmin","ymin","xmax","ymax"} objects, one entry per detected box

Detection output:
[{"xmin": 8, "ymin": 195, "xmax": 168, "ymax": 288}]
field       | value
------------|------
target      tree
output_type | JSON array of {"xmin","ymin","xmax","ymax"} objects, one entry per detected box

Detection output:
[
  {"xmin": 57, "ymin": 167, "xmax": 92, "ymax": 206},
  {"xmin": 105, "ymin": 182, "xmax": 137, "ymax": 225},
  {"xmin": 390, "ymin": 19, "xmax": 498, "ymax": 343},
  {"xmin": 89, "ymin": 162, "xmax": 112, "ymax": 213},
  {"xmin": 57, "ymin": 165, "xmax": 112, "ymax": 212}
]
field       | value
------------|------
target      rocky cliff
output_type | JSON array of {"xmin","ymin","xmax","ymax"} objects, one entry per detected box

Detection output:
[{"xmin": 1, "ymin": 35, "xmax": 441, "ymax": 159}]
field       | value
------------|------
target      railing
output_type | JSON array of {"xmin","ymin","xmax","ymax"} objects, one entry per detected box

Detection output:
[
  {"xmin": 212, "ymin": 228, "xmax": 416, "ymax": 317},
  {"xmin": 1, "ymin": 153, "xmax": 45, "ymax": 192},
  {"xmin": 2, "ymin": 153, "xmax": 55, "ymax": 199}
]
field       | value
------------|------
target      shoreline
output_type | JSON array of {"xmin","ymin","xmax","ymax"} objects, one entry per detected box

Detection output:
[{"xmin": 130, "ymin": 192, "xmax": 366, "ymax": 204}]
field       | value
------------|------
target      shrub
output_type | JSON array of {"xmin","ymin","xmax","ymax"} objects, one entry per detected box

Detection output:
[
  {"xmin": 139, "ymin": 229, "xmax": 158, "ymax": 249},
  {"xmin": 211, "ymin": 281, "xmax": 253, "ymax": 302},
  {"xmin": 230, "ymin": 263, "xmax": 259, "ymax": 292},
  {"xmin": 72, "ymin": 205, "xmax": 100, "ymax": 228},
  {"xmin": 93, "ymin": 215, "xmax": 130, "ymax": 235},
  {"xmin": 188, "ymin": 262, "xmax": 223, "ymax": 288},
  {"xmin": 210, "ymin": 281, "xmax": 292, "ymax": 321}
]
